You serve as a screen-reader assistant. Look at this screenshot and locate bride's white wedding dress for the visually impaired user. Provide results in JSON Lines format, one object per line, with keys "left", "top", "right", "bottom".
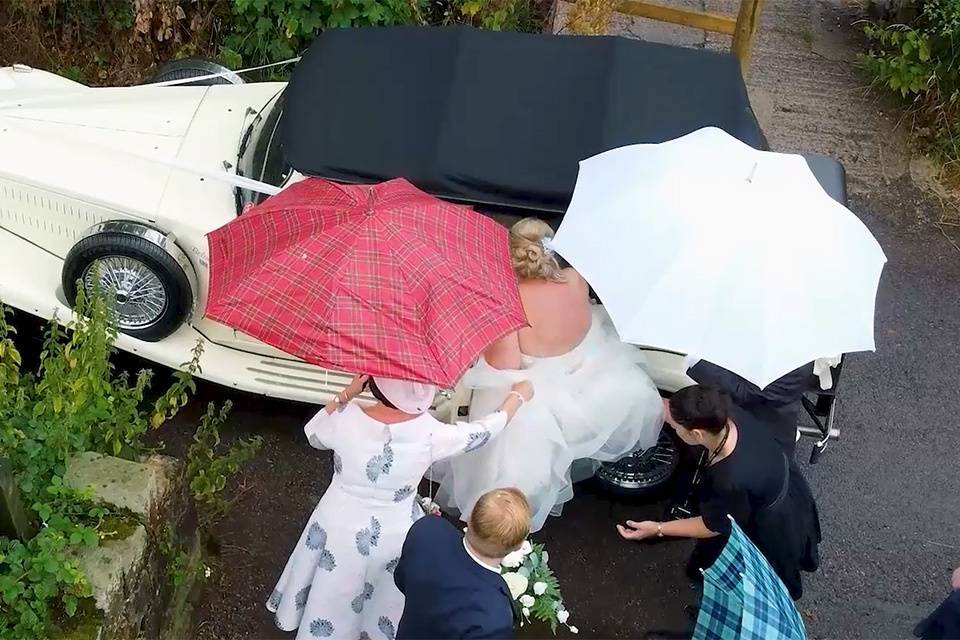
{"left": 435, "top": 305, "right": 664, "bottom": 532}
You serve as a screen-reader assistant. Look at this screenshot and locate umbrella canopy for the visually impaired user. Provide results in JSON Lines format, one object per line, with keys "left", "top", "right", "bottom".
{"left": 552, "top": 127, "right": 886, "bottom": 388}
{"left": 695, "top": 518, "right": 806, "bottom": 640}
{"left": 205, "top": 177, "right": 526, "bottom": 387}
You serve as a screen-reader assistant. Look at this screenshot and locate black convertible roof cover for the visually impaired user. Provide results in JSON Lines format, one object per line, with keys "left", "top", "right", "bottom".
{"left": 282, "top": 26, "right": 766, "bottom": 216}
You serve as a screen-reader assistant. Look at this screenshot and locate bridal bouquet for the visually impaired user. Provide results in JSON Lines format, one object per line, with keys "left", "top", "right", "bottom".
{"left": 500, "top": 540, "right": 577, "bottom": 634}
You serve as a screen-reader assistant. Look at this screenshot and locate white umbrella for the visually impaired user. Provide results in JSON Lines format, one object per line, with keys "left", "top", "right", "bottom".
{"left": 551, "top": 127, "right": 886, "bottom": 389}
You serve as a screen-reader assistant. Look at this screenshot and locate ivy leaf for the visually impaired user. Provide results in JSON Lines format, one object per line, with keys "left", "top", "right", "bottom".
{"left": 64, "top": 595, "right": 78, "bottom": 617}
{"left": 256, "top": 15, "right": 274, "bottom": 35}
{"left": 285, "top": 15, "right": 300, "bottom": 37}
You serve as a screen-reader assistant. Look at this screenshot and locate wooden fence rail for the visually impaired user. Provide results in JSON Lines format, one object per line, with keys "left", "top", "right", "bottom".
{"left": 579, "top": 0, "right": 767, "bottom": 76}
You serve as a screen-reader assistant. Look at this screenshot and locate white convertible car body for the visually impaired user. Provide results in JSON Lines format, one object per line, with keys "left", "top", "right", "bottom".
{"left": 0, "top": 64, "right": 692, "bottom": 409}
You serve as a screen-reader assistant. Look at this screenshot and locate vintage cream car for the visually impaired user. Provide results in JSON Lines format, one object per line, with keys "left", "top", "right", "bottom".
{"left": 0, "top": 27, "right": 846, "bottom": 491}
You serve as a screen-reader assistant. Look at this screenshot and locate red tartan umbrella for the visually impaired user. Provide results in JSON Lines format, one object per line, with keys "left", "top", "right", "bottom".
{"left": 204, "top": 177, "right": 526, "bottom": 387}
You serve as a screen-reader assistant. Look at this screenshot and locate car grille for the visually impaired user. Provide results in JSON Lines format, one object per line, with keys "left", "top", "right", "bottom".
{"left": 245, "top": 359, "right": 375, "bottom": 403}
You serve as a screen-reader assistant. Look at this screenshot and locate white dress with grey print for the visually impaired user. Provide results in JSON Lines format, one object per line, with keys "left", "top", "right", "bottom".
{"left": 267, "top": 403, "right": 508, "bottom": 640}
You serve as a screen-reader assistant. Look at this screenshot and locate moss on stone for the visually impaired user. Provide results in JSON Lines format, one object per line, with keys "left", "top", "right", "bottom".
{"left": 98, "top": 512, "right": 140, "bottom": 542}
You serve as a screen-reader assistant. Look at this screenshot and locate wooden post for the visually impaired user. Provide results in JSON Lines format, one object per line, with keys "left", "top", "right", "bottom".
{"left": 615, "top": 1, "right": 736, "bottom": 35}
{"left": 586, "top": 0, "right": 767, "bottom": 74}
{"left": 731, "top": 0, "right": 766, "bottom": 76}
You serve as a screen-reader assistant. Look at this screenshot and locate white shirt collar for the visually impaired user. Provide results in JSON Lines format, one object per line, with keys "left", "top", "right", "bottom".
{"left": 463, "top": 539, "right": 501, "bottom": 573}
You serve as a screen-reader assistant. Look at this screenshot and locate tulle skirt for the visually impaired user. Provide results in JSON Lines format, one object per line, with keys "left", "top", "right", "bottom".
{"left": 435, "top": 306, "right": 664, "bottom": 532}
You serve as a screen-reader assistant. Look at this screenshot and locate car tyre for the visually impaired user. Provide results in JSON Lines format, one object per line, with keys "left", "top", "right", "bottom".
{"left": 62, "top": 232, "right": 193, "bottom": 342}
{"left": 146, "top": 57, "right": 244, "bottom": 86}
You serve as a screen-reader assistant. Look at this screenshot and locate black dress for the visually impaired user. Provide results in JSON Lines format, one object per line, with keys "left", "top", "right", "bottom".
{"left": 914, "top": 590, "right": 960, "bottom": 640}
{"left": 687, "top": 409, "right": 822, "bottom": 599}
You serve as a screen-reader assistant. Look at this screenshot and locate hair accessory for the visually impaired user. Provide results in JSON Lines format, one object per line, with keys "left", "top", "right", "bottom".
{"left": 541, "top": 236, "right": 557, "bottom": 256}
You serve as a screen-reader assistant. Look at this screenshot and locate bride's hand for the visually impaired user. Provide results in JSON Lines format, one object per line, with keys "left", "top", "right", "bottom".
{"left": 510, "top": 380, "right": 534, "bottom": 402}
{"left": 616, "top": 520, "right": 659, "bottom": 541}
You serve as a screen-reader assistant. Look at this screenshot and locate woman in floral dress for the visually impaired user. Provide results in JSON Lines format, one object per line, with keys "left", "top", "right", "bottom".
{"left": 267, "top": 374, "right": 532, "bottom": 640}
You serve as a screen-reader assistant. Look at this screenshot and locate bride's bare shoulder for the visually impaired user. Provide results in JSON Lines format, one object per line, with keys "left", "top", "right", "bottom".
{"left": 562, "top": 268, "right": 589, "bottom": 290}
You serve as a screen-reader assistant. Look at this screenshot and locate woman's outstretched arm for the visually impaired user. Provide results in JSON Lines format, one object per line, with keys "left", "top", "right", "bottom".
{"left": 429, "top": 381, "right": 533, "bottom": 459}
{"left": 616, "top": 516, "right": 719, "bottom": 541}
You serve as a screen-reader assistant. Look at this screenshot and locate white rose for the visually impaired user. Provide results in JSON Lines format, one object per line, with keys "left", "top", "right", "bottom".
{"left": 519, "top": 595, "right": 536, "bottom": 608}
{"left": 570, "top": 626, "right": 579, "bottom": 634}
{"left": 519, "top": 540, "right": 533, "bottom": 555}
{"left": 557, "top": 610, "right": 570, "bottom": 624}
{"left": 533, "top": 581, "right": 547, "bottom": 596}
{"left": 502, "top": 572, "right": 529, "bottom": 600}
{"left": 501, "top": 550, "right": 524, "bottom": 568}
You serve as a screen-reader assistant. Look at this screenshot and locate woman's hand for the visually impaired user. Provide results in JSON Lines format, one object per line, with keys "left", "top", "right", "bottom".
{"left": 616, "top": 520, "right": 660, "bottom": 541}
{"left": 511, "top": 380, "right": 534, "bottom": 402}
{"left": 342, "top": 374, "right": 370, "bottom": 402}
{"left": 499, "top": 380, "right": 534, "bottom": 421}
{"left": 952, "top": 566, "right": 960, "bottom": 591}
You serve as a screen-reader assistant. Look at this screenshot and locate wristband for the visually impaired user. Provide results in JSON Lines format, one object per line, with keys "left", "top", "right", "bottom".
{"left": 507, "top": 391, "right": 527, "bottom": 405}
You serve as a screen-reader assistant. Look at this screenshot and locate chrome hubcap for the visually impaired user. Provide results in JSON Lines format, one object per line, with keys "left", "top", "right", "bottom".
{"left": 84, "top": 256, "right": 167, "bottom": 329}
{"left": 596, "top": 428, "right": 680, "bottom": 490}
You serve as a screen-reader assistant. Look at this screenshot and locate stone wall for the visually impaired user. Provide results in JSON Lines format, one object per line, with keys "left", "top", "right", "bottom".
{"left": 56, "top": 452, "right": 198, "bottom": 640}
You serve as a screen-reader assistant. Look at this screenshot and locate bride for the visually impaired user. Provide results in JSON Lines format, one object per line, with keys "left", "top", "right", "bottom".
{"left": 435, "top": 218, "right": 664, "bottom": 532}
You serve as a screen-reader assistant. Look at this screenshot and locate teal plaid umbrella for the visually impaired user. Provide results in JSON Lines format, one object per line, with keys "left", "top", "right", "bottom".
{"left": 694, "top": 518, "right": 806, "bottom": 640}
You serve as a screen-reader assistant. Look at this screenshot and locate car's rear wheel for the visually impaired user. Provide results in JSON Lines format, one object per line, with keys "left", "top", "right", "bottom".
{"left": 593, "top": 427, "right": 681, "bottom": 497}
{"left": 146, "top": 57, "right": 244, "bottom": 86}
{"left": 62, "top": 225, "right": 194, "bottom": 342}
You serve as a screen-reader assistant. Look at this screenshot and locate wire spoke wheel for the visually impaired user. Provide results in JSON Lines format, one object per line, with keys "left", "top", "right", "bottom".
{"left": 84, "top": 256, "right": 169, "bottom": 330}
{"left": 595, "top": 427, "right": 680, "bottom": 494}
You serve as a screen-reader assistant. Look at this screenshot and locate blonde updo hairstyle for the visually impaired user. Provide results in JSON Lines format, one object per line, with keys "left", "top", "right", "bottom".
{"left": 509, "top": 218, "right": 564, "bottom": 282}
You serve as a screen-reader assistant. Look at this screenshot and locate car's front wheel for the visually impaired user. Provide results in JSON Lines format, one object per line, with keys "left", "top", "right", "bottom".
{"left": 62, "top": 225, "right": 195, "bottom": 342}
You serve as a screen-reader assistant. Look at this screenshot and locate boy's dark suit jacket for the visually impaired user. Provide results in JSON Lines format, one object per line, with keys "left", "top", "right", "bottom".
{"left": 395, "top": 516, "right": 514, "bottom": 639}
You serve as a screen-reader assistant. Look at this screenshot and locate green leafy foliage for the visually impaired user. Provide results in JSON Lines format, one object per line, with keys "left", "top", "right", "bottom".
{"left": 501, "top": 542, "right": 572, "bottom": 634}
{"left": 427, "top": 0, "right": 540, "bottom": 31}
{"left": 158, "top": 525, "right": 200, "bottom": 590}
{"left": 0, "top": 285, "right": 202, "bottom": 639}
{"left": 863, "top": 0, "right": 960, "bottom": 165}
{"left": 221, "top": 0, "right": 541, "bottom": 68}
{"left": 863, "top": 23, "right": 935, "bottom": 97}
{"left": 186, "top": 402, "right": 263, "bottom": 529}
{"left": 222, "top": 0, "right": 423, "bottom": 68}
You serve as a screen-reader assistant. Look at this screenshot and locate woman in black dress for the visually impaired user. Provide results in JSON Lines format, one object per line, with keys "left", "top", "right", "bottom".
{"left": 617, "top": 385, "right": 821, "bottom": 600}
